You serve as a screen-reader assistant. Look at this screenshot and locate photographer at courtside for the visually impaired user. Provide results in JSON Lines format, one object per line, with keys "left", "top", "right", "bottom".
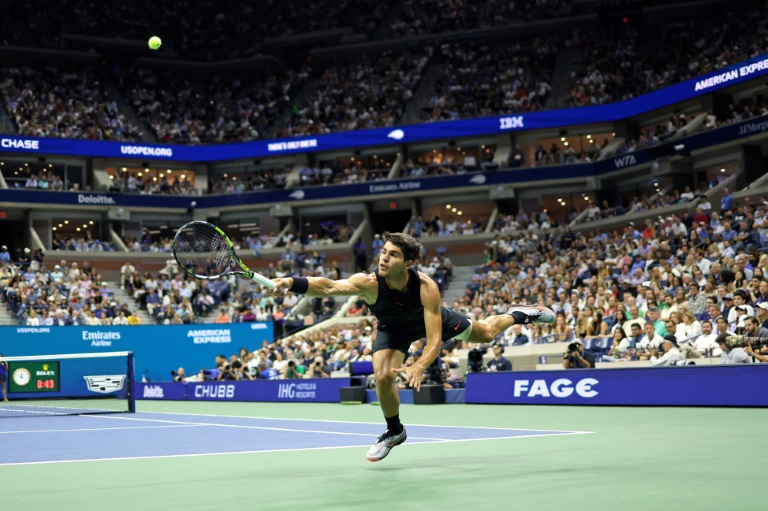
{"left": 650, "top": 335, "right": 685, "bottom": 366}
{"left": 563, "top": 339, "right": 595, "bottom": 369}
{"left": 716, "top": 334, "right": 752, "bottom": 364}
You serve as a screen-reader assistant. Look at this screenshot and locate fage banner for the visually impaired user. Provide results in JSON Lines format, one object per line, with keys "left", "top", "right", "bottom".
{"left": 0, "top": 322, "right": 274, "bottom": 382}
{"left": 465, "top": 365, "right": 768, "bottom": 407}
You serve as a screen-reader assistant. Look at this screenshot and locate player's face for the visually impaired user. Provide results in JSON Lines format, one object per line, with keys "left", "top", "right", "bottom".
{"left": 379, "top": 242, "right": 408, "bottom": 277}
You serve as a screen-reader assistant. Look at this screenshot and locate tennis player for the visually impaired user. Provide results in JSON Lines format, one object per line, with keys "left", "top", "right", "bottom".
{"left": 270, "top": 232, "right": 554, "bottom": 462}
{"left": 0, "top": 353, "right": 8, "bottom": 401}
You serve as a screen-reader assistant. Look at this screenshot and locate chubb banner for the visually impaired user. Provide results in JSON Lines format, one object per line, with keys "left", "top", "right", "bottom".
{"left": 134, "top": 378, "right": 352, "bottom": 403}
{"left": 465, "top": 366, "right": 768, "bottom": 406}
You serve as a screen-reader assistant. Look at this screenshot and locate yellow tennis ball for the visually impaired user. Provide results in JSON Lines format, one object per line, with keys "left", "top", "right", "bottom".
{"left": 148, "top": 36, "right": 162, "bottom": 50}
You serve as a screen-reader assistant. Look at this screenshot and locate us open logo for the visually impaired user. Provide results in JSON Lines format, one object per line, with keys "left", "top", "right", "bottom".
{"left": 84, "top": 375, "right": 126, "bottom": 394}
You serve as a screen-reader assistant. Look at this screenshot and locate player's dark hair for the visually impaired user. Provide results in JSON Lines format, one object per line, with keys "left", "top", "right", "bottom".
{"left": 382, "top": 232, "right": 421, "bottom": 262}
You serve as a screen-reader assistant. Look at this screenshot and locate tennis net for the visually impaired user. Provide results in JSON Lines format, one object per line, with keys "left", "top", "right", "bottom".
{"left": 0, "top": 351, "right": 135, "bottom": 418}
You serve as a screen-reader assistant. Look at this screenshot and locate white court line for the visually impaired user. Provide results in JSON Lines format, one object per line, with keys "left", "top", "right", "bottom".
{"left": 84, "top": 414, "right": 451, "bottom": 441}
{"left": 0, "top": 431, "right": 593, "bottom": 466}
{"left": 144, "top": 411, "right": 592, "bottom": 434}
{"left": 0, "top": 425, "right": 204, "bottom": 435}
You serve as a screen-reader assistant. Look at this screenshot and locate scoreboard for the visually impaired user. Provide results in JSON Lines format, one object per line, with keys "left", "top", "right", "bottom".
{"left": 8, "top": 361, "right": 60, "bottom": 393}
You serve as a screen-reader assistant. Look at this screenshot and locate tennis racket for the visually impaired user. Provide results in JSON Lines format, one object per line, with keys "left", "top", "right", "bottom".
{"left": 171, "top": 221, "right": 275, "bottom": 289}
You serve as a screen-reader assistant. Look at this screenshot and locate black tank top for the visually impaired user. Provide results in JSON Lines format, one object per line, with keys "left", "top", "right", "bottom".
{"left": 368, "top": 266, "right": 424, "bottom": 332}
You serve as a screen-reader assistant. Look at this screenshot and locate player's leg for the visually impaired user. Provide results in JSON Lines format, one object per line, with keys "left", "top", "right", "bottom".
{"left": 367, "top": 334, "right": 409, "bottom": 462}
{"left": 372, "top": 348, "right": 405, "bottom": 420}
{"left": 1, "top": 379, "right": 6, "bottom": 401}
{"left": 461, "top": 305, "right": 555, "bottom": 344}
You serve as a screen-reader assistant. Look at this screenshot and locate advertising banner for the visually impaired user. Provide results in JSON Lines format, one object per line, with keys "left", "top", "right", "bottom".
{"left": 0, "top": 53, "right": 766, "bottom": 162}
{"left": 465, "top": 365, "right": 768, "bottom": 406}
{"left": 1, "top": 118, "right": 764, "bottom": 212}
{"left": 0, "top": 322, "right": 273, "bottom": 383}
{"left": 134, "top": 378, "right": 352, "bottom": 403}
{"left": 8, "top": 355, "right": 128, "bottom": 400}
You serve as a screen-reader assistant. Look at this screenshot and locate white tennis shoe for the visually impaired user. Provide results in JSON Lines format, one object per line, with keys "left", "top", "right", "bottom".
{"left": 507, "top": 305, "right": 556, "bottom": 324}
{"left": 366, "top": 427, "right": 407, "bottom": 462}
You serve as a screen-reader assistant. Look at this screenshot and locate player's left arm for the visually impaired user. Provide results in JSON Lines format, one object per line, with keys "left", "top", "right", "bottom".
{"left": 393, "top": 273, "right": 443, "bottom": 390}
{"left": 419, "top": 277, "right": 444, "bottom": 372}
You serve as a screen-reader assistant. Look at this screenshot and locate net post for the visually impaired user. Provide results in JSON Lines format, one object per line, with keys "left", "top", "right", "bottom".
{"left": 127, "top": 352, "right": 136, "bottom": 413}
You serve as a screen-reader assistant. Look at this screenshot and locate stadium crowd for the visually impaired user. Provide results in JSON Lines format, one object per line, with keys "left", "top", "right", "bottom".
{"left": 1, "top": 8, "right": 766, "bottom": 146}
{"left": 0, "top": 257, "right": 140, "bottom": 327}
{"left": 457, "top": 194, "right": 768, "bottom": 365}
{"left": 282, "top": 49, "right": 431, "bottom": 136}
{"left": 120, "top": 68, "right": 307, "bottom": 145}
{"left": 385, "top": 0, "right": 571, "bottom": 38}
{"left": 110, "top": 171, "right": 197, "bottom": 196}
{"left": 568, "top": 4, "right": 768, "bottom": 107}
{"left": 420, "top": 38, "right": 557, "bottom": 122}
{"left": 0, "top": 66, "right": 143, "bottom": 141}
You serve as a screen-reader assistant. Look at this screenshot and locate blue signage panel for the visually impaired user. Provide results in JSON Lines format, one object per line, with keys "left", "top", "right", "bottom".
{"left": 0, "top": 117, "right": 764, "bottom": 211}
{"left": 8, "top": 355, "right": 130, "bottom": 400}
{"left": 136, "top": 381, "right": 188, "bottom": 400}
{"left": 134, "top": 378, "right": 352, "bottom": 403}
{"left": 465, "top": 365, "right": 768, "bottom": 406}
{"left": 0, "top": 322, "right": 273, "bottom": 383}
{"left": 0, "top": 54, "right": 766, "bottom": 162}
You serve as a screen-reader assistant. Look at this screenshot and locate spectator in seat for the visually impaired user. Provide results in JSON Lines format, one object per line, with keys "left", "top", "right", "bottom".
{"left": 563, "top": 340, "right": 595, "bottom": 369}
{"left": 487, "top": 343, "right": 512, "bottom": 372}
{"left": 756, "top": 303, "right": 768, "bottom": 329}
{"left": 553, "top": 312, "right": 573, "bottom": 342}
{"left": 127, "top": 311, "right": 141, "bottom": 325}
{"left": 694, "top": 320, "right": 722, "bottom": 356}
{"left": 372, "top": 234, "right": 384, "bottom": 257}
{"left": 637, "top": 322, "right": 664, "bottom": 359}
{"left": 215, "top": 308, "right": 231, "bottom": 324}
{"left": 507, "top": 324, "right": 530, "bottom": 346}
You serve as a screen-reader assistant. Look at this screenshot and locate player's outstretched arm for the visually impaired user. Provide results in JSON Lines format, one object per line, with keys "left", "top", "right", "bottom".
{"left": 271, "top": 273, "right": 375, "bottom": 299}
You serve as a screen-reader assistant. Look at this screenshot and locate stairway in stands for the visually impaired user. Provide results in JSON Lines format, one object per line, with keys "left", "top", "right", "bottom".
{"left": 106, "top": 283, "right": 154, "bottom": 325}
{"left": 0, "top": 305, "right": 15, "bottom": 326}
{"left": 440, "top": 265, "right": 477, "bottom": 306}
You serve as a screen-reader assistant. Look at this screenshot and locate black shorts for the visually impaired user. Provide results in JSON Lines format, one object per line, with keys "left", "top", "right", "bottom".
{"left": 373, "top": 307, "right": 472, "bottom": 355}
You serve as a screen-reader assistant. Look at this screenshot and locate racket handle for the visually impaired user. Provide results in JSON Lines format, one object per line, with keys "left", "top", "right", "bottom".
{"left": 250, "top": 271, "right": 275, "bottom": 289}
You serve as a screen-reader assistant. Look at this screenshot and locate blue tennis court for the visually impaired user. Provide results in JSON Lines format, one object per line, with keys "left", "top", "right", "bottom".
{"left": 0, "top": 411, "right": 588, "bottom": 465}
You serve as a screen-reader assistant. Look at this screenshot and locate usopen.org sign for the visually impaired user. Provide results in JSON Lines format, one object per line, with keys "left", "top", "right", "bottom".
{"left": 119, "top": 144, "right": 173, "bottom": 158}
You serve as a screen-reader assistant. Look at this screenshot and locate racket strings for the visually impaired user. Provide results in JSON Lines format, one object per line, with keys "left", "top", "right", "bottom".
{"left": 173, "top": 223, "right": 233, "bottom": 277}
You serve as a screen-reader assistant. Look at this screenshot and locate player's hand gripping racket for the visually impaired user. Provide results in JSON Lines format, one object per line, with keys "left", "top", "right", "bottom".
{"left": 172, "top": 221, "right": 275, "bottom": 289}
